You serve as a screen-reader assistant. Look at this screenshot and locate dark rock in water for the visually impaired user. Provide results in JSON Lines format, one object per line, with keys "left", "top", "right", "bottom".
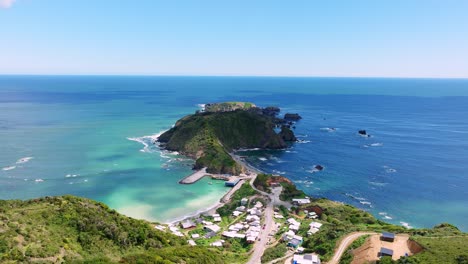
{"left": 279, "top": 126, "right": 297, "bottom": 142}
{"left": 262, "top": 106, "right": 281, "bottom": 117}
{"left": 358, "top": 130, "right": 370, "bottom": 137}
{"left": 284, "top": 113, "right": 302, "bottom": 121}
{"left": 314, "top": 165, "right": 324, "bottom": 171}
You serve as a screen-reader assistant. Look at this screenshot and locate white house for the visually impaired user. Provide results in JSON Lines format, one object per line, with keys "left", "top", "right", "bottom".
{"left": 292, "top": 254, "right": 321, "bottom": 264}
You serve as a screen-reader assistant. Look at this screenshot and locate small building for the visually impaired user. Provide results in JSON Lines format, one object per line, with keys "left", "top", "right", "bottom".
{"left": 205, "top": 231, "right": 216, "bottom": 239}
{"left": 225, "top": 179, "right": 240, "bottom": 187}
{"left": 292, "top": 254, "right": 321, "bottom": 264}
{"left": 381, "top": 232, "right": 395, "bottom": 242}
{"left": 236, "top": 205, "right": 246, "bottom": 212}
{"left": 211, "top": 240, "right": 224, "bottom": 247}
{"left": 213, "top": 216, "right": 222, "bottom": 222}
{"left": 292, "top": 198, "right": 311, "bottom": 205}
{"left": 180, "top": 220, "right": 196, "bottom": 229}
{"left": 233, "top": 210, "right": 243, "bottom": 217}
{"left": 187, "top": 240, "right": 197, "bottom": 246}
{"left": 241, "top": 198, "right": 248, "bottom": 206}
{"left": 296, "top": 247, "right": 305, "bottom": 253}
{"left": 288, "top": 238, "right": 302, "bottom": 248}
{"left": 379, "top": 247, "right": 394, "bottom": 257}
{"left": 191, "top": 234, "right": 200, "bottom": 239}
{"left": 204, "top": 224, "right": 221, "bottom": 233}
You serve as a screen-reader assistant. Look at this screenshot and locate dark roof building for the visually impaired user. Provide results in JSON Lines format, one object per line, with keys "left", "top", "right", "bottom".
{"left": 381, "top": 232, "right": 395, "bottom": 242}
{"left": 225, "top": 179, "right": 240, "bottom": 187}
{"left": 379, "top": 247, "right": 394, "bottom": 257}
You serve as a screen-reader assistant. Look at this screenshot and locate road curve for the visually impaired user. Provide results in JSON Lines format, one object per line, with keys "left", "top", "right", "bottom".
{"left": 327, "top": 232, "right": 376, "bottom": 264}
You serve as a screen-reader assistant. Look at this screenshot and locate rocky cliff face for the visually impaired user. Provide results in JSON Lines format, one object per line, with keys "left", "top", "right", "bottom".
{"left": 158, "top": 105, "right": 299, "bottom": 174}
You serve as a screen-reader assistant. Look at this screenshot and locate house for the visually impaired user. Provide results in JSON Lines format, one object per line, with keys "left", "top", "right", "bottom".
{"left": 289, "top": 224, "right": 300, "bottom": 232}
{"left": 191, "top": 234, "right": 200, "bottom": 239}
{"left": 282, "top": 230, "right": 296, "bottom": 241}
{"left": 254, "top": 201, "right": 263, "bottom": 208}
{"left": 379, "top": 247, "right": 394, "bottom": 257}
{"left": 211, "top": 240, "right": 224, "bottom": 247}
{"left": 241, "top": 198, "right": 248, "bottom": 206}
{"left": 292, "top": 198, "right": 311, "bottom": 205}
{"left": 236, "top": 205, "right": 246, "bottom": 212}
{"left": 222, "top": 231, "right": 246, "bottom": 239}
{"left": 287, "top": 218, "right": 301, "bottom": 226}
{"left": 288, "top": 238, "right": 302, "bottom": 248}
{"left": 308, "top": 227, "right": 320, "bottom": 235}
{"left": 204, "top": 224, "right": 221, "bottom": 233}
{"left": 213, "top": 216, "right": 222, "bottom": 222}
{"left": 180, "top": 220, "right": 196, "bottom": 229}
{"left": 246, "top": 215, "right": 260, "bottom": 222}
{"left": 187, "top": 240, "right": 197, "bottom": 246}
{"left": 205, "top": 231, "right": 216, "bottom": 239}
{"left": 381, "top": 232, "right": 395, "bottom": 242}
{"left": 246, "top": 236, "right": 256, "bottom": 243}
{"left": 296, "top": 247, "right": 305, "bottom": 253}
{"left": 233, "top": 210, "right": 243, "bottom": 217}
{"left": 292, "top": 254, "right": 321, "bottom": 264}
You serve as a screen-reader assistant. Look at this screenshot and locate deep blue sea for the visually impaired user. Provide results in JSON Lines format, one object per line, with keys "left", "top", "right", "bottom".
{"left": 1, "top": 76, "right": 467, "bottom": 231}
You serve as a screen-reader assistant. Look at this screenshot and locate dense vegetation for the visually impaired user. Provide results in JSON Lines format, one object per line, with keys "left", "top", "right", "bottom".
{"left": 260, "top": 243, "right": 288, "bottom": 263}
{"left": 204, "top": 102, "right": 256, "bottom": 112}
{"left": 158, "top": 107, "right": 293, "bottom": 174}
{"left": 0, "top": 196, "right": 223, "bottom": 263}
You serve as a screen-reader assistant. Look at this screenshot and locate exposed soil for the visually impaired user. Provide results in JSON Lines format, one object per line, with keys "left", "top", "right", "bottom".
{"left": 351, "top": 234, "right": 421, "bottom": 264}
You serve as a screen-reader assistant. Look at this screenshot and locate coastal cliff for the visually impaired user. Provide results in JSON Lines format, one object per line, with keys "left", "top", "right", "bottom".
{"left": 157, "top": 103, "right": 298, "bottom": 174}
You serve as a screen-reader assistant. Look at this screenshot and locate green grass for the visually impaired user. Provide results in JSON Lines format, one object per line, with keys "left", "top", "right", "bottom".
{"left": 0, "top": 196, "right": 224, "bottom": 263}
{"left": 261, "top": 244, "right": 288, "bottom": 263}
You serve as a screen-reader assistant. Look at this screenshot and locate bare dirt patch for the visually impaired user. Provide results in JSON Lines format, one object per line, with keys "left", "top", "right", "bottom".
{"left": 351, "top": 234, "right": 420, "bottom": 264}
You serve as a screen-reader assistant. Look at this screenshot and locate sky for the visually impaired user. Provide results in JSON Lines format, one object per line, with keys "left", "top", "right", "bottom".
{"left": 1, "top": 0, "right": 468, "bottom": 78}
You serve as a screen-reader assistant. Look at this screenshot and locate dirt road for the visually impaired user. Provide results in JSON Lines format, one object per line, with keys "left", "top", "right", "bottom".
{"left": 327, "top": 232, "right": 376, "bottom": 264}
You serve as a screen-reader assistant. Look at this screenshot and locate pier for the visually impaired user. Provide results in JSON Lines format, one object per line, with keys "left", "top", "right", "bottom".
{"left": 179, "top": 168, "right": 210, "bottom": 184}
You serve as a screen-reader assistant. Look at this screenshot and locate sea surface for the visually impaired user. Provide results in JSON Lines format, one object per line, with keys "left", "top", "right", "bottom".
{"left": 1, "top": 76, "right": 467, "bottom": 231}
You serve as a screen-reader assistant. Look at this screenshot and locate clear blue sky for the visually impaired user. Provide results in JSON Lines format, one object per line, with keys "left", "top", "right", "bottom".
{"left": 1, "top": 0, "right": 467, "bottom": 77}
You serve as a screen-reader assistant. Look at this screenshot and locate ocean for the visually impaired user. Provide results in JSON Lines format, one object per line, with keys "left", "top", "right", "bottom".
{"left": 1, "top": 76, "right": 467, "bottom": 231}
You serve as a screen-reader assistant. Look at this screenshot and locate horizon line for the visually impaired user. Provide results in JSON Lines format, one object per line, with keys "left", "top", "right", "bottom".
{"left": 0, "top": 73, "right": 468, "bottom": 80}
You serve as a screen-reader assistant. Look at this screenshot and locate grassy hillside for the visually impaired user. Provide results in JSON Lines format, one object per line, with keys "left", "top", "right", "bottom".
{"left": 0, "top": 196, "right": 223, "bottom": 263}
{"left": 158, "top": 109, "right": 290, "bottom": 174}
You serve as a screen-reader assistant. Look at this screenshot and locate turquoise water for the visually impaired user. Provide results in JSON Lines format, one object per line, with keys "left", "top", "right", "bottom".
{"left": 1, "top": 76, "right": 467, "bottom": 230}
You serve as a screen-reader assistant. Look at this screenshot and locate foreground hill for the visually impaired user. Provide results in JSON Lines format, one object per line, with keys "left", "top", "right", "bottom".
{"left": 157, "top": 104, "right": 297, "bottom": 174}
{"left": 0, "top": 196, "right": 223, "bottom": 264}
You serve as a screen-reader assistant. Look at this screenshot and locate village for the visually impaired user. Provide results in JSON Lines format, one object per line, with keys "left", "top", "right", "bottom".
{"left": 155, "top": 178, "right": 325, "bottom": 264}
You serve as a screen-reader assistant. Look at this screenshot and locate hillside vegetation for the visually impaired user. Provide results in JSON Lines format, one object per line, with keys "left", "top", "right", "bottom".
{"left": 0, "top": 196, "right": 223, "bottom": 263}
{"left": 158, "top": 108, "right": 295, "bottom": 174}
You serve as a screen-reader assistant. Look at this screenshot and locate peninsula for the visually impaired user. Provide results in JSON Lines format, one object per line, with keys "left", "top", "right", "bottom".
{"left": 157, "top": 102, "right": 299, "bottom": 175}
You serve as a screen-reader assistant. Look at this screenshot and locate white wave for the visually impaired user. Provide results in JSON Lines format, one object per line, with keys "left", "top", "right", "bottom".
{"left": 296, "top": 140, "right": 311, "bottom": 144}
{"left": 320, "top": 127, "right": 337, "bottom": 132}
{"left": 258, "top": 157, "right": 268, "bottom": 161}
{"left": 364, "top": 142, "right": 383, "bottom": 148}
{"left": 197, "top": 104, "right": 206, "bottom": 111}
{"left": 266, "top": 162, "right": 274, "bottom": 166}
{"left": 272, "top": 170, "right": 286, "bottom": 175}
{"left": 2, "top": 166, "right": 16, "bottom": 171}
{"left": 127, "top": 130, "right": 166, "bottom": 153}
{"left": 16, "top": 157, "right": 34, "bottom": 164}
{"left": 378, "top": 212, "right": 387, "bottom": 216}
{"left": 384, "top": 216, "right": 393, "bottom": 220}
{"left": 400, "top": 222, "right": 412, "bottom": 229}
{"left": 369, "top": 181, "right": 388, "bottom": 187}
{"left": 35, "top": 179, "right": 44, "bottom": 182}
{"left": 359, "top": 201, "right": 371, "bottom": 205}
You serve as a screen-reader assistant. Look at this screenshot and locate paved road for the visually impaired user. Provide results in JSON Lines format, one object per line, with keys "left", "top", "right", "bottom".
{"left": 327, "top": 232, "right": 376, "bottom": 264}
